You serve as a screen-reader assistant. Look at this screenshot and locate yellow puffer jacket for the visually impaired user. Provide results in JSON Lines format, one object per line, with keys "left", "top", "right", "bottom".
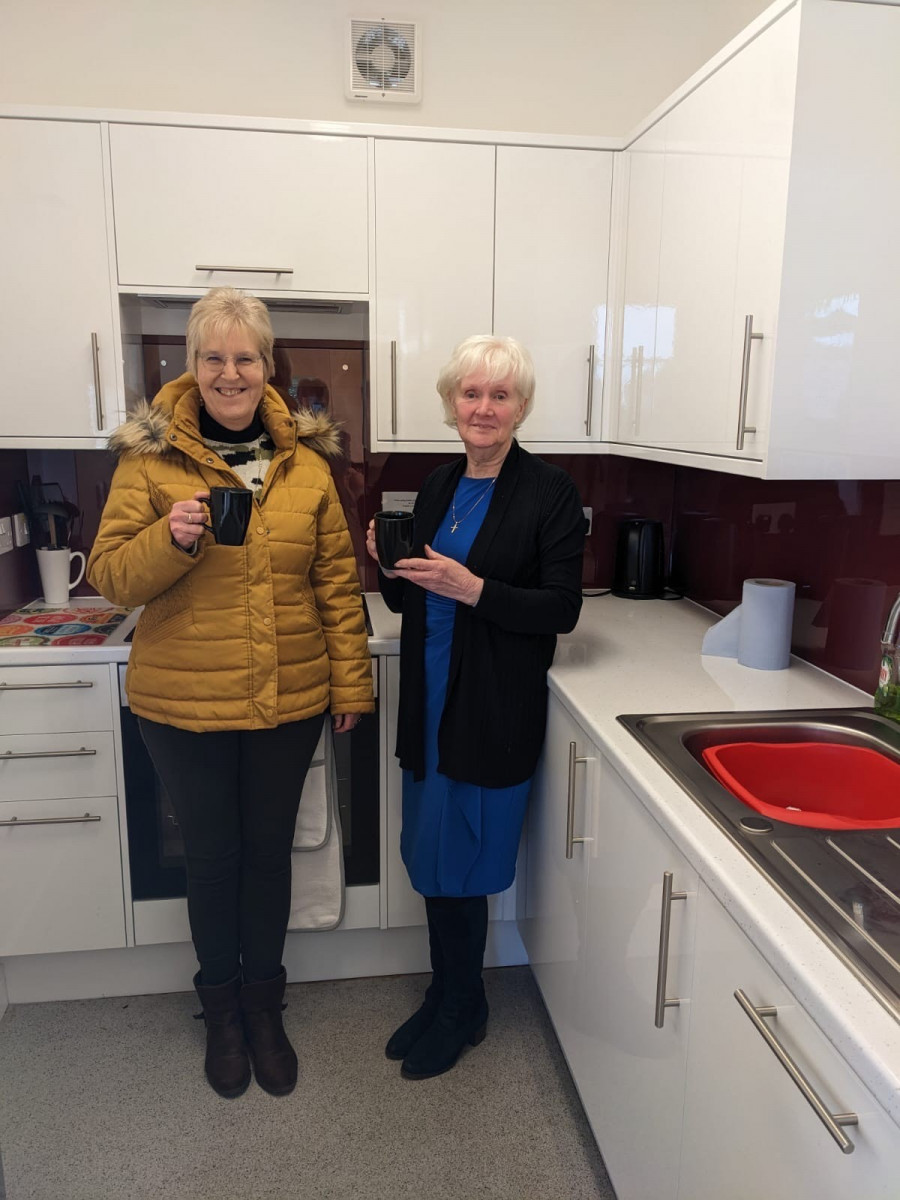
{"left": 88, "top": 375, "right": 374, "bottom": 732}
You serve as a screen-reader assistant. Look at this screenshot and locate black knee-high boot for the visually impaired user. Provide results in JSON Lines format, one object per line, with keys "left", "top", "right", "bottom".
{"left": 385, "top": 896, "right": 446, "bottom": 1059}
{"left": 401, "top": 895, "right": 489, "bottom": 1080}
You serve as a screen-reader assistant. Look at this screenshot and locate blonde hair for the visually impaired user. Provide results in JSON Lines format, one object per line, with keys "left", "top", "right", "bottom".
{"left": 185, "top": 287, "right": 275, "bottom": 379}
{"left": 436, "top": 335, "right": 535, "bottom": 428}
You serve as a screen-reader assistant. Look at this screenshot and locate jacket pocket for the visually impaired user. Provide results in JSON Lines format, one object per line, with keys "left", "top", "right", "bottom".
{"left": 137, "top": 576, "right": 194, "bottom": 647}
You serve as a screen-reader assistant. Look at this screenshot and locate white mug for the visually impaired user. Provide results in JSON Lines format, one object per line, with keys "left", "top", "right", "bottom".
{"left": 35, "top": 547, "right": 86, "bottom": 606}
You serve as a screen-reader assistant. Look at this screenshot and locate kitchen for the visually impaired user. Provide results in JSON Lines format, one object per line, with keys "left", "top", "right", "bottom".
{"left": 2, "top": 0, "right": 900, "bottom": 1197}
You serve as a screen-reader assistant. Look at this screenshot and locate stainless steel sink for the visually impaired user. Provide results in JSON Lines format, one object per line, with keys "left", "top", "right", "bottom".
{"left": 618, "top": 708, "right": 900, "bottom": 1023}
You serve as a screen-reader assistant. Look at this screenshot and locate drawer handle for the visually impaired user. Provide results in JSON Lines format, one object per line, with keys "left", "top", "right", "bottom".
{"left": 0, "top": 680, "right": 94, "bottom": 691}
{"left": 734, "top": 989, "right": 858, "bottom": 1154}
{"left": 654, "top": 870, "right": 687, "bottom": 1027}
{"left": 195, "top": 264, "right": 293, "bottom": 274}
{"left": 1, "top": 748, "right": 97, "bottom": 760}
{"left": 0, "top": 812, "right": 101, "bottom": 827}
{"left": 565, "top": 741, "right": 592, "bottom": 858}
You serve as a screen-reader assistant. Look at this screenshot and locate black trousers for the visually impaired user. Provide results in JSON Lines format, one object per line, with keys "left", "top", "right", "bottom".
{"left": 139, "top": 713, "right": 325, "bottom": 986}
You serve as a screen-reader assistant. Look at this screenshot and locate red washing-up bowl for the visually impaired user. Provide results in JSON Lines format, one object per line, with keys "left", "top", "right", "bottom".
{"left": 700, "top": 741, "right": 900, "bottom": 830}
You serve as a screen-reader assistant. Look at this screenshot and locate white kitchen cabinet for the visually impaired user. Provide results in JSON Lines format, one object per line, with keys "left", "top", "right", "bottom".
{"left": 0, "top": 664, "right": 126, "bottom": 957}
{"left": 0, "top": 119, "right": 119, "bottom": 442}
{"left": 614, "top": 4, "right": 797, "bottom": 465}
{"left": 613, "top": 0, "right": 900, "bottom": 479}
{"left": 520, "top": 692, "right": 594, "bottom": 1055}
{"left": 109, "top": 124, "right": 369, "bottom": 294}
{"left": 678, "top": 881, "right": 900, "bottom": 1200}
{"left": 522, "top": 693, "right": 698, "bottom": 1200}
{"left": 494, "top": 146, "right": 613, "bottom": 446}
{"left": 372, "top": 139, "right": 495, "bottom": 449}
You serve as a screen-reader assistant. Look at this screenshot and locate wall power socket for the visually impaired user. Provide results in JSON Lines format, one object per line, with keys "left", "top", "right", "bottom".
{"left": 12, "top": 512, "right": 30, "bottom": 547}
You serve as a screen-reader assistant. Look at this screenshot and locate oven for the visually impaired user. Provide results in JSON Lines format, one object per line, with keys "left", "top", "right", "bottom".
{"left": 117, "top": 663, "right": 380, "bottom": 902}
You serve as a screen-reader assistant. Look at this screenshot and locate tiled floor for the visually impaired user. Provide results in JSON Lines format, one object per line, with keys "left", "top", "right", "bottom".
{"left": 0, "top": 966, "right": 615, "bottom": 1200}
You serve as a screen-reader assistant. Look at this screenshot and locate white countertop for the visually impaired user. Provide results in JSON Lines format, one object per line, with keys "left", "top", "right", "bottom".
{"left": 551, "top": 594, "right": 900, "bottom": 1127}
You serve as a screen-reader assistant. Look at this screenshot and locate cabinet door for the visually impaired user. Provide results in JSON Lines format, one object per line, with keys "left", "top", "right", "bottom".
{"left": 494, "top": 147, "right": 612, "bottom": 444}
{"left": 0, "top": 793, "right": 126, "bottom": 955}
{"left": 0, "top": 119, "right": 118, "bottom": 440}
{"left": 617, "top": 9, "right": 797, "bottom": 462}
{"left": 678, "top": 883, "right": 900, "bottom": 1200}
{"left": 373, "top": 139, "right": 495, "bottom": 446}
{"left": 110, "top": 125, "right": 368, "bottom": 293}
{"left": 520, "top": 692, "right": 595, "bottom": 1064}
{"left": 617, "top": 125, "right": 666, "bottom": 445}
{"left": 576, "top": 757, "right": 697, "bottom": 1200}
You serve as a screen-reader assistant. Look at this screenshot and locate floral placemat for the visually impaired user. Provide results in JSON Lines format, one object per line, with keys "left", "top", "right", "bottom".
{"left": 0, "top": 602, "right": 133, "bottom": 647}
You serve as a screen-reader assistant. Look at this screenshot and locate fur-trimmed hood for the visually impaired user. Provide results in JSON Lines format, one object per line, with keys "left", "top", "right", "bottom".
{"left": 108, "top": 373, "right": 343, "bottom": 461}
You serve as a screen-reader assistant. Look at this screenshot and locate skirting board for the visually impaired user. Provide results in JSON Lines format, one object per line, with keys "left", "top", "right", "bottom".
{"left": 0, "top": 963, "right": 7, "bottom": 1021}
{"left": 0, "top": 920, "right": 527, "bottom": 1005}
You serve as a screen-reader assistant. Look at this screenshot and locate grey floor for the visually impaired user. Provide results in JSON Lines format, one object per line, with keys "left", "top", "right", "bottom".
{"left": 0, "top": 966, "right": 615, "bottom": 1200}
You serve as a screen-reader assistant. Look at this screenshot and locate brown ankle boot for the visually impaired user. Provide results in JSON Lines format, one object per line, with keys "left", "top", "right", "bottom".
{"left": 193, "top": 972, "right": 251, "bottom": 1099}
{"left": 240, "top": 967, "right": 297, "bottom": 1096}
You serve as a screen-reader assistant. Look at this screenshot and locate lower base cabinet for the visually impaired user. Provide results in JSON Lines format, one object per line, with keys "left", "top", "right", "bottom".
{"left": 678, "top": 882, "right": 900, "bottom": 1200}
{"left": 522, "top": 694, "right": 697, "bottom": 1200}
{"left": 523, "top": 692, "right": 900, "bottom": 1200}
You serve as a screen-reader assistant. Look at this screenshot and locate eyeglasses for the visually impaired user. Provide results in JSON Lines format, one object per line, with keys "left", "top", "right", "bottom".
{"left": 198, "top": 353, "right": 264, "bottom": 372}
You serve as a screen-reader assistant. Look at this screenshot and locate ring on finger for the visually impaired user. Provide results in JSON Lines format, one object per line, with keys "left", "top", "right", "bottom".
{"left": 187, "top": 512, "right": 192, "bottom": 524}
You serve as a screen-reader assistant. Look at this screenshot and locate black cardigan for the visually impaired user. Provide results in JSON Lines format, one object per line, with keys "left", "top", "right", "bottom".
{"left": 379, "top": 441, "right": 585, "bottom": 787}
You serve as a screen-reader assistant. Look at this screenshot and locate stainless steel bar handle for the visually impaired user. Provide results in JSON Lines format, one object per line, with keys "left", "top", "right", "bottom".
{"left": 630, "top": 346, "right": 644, "bottom": 436}
{"left": 585, "top": 345, "right": 596, "bottom": 436}
{"left": 0, "top": 681, "right": 94, "bottom": 691}
{"left": 91, "top": 332, "right": 105, "bottom": 431}
{"left": 390, "top": 340, "right": 398, "bottom": 435}
{"left": 736, "top": 314, "right": 763, "bottom": 451}
{"left": 0, "top": 812, "right": 101, "bottom": 827}
{"left": 654, "top": 871, "right": 687, "bottom": 1027}
{"left": 1, "top": 747, "right": 97, "bottom": 760}
{"left": 734, "top": 989, "right": 858, "bottom": 1154}
{"left": 194, "top": 264, "right": 293, "bottom": 274}
{"left": 565, "top": 740, "right": 590, "bottom": 859}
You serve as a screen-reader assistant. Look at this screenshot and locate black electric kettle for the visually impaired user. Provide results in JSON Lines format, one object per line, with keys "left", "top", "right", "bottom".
{"left": 611, "top": 518, "right": 666, "bottom": 599}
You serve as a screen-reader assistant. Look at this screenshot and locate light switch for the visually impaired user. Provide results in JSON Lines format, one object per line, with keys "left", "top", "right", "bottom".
{"left": 0, "top": 516, "right": 13, "bottom": 556}
{"left": 583, "top": 507, "right": 593, "bottom": 536}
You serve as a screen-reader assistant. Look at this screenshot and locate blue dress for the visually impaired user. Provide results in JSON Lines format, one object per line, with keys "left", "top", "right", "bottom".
{"left": 401, "top": 475, "right": 533, "bottom": 897}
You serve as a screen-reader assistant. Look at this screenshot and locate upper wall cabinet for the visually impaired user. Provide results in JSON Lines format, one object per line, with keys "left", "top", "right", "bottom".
{"left": 614, "top": 5, "right": 797, "bottom": 468}
{"left": 495, "top": 147, "right": 613, "bottom": 447}
{"left": 373, "top": 139, "right": 495, "bottom": 447}
{"left": 612, "top": 0, "right": 900, "bottom": 479}
{"left": 0, "top": 119, "right": 119, "bottom": 443}
{"left": 109, "top": 125, "right": 369, "bottom": 294}
{"left": 371, "top": 141, "right": 614, "bottom": 451}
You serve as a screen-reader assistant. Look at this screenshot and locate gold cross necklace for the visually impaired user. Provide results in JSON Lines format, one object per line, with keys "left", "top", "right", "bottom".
{"left": 450, "top": 477, "right": 496, "bottom": 534}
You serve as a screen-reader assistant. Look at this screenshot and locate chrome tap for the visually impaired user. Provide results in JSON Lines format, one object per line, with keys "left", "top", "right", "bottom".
{"left": 875, "top": 592, "right": 900, "bottom": 717}
{"left": 882, "top": 592, "right": 900, "bottom": 650}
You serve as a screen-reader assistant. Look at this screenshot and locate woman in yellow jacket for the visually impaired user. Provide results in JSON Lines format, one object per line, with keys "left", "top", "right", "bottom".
{"left": 88, "top": 288, "right": 373, "bottom": 1099}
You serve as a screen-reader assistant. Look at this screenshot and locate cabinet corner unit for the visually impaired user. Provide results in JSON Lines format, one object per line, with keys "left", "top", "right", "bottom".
{"left": 610, "top": 0, "right": 900, "bottom": 480}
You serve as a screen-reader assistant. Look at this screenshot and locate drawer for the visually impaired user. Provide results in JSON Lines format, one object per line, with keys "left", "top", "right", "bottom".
{"left": 0, "top": 732, "right": 117, "bottom": 801}
{"left": 0, "top": 664, "right": 114, "bottom": 734}
{"left": 0, "top": 793, "right": 127, "bottom": 956}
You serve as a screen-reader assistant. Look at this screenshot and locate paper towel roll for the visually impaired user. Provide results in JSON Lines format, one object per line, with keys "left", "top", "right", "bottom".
{"left": 737, "top": 578, "right": 796, "bottom": 671}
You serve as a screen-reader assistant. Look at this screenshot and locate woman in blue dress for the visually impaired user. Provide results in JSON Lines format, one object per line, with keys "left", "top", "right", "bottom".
{"left": 367, "top": 336, "right": 586, "bottom": 1079}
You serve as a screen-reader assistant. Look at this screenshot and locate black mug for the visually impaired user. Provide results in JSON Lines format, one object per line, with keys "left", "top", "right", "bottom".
{"left": 375, "top": 510, "right": 415, "bottom": 570}
{"left": 202, "top": 487, "right": 253, "bottom": 546}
